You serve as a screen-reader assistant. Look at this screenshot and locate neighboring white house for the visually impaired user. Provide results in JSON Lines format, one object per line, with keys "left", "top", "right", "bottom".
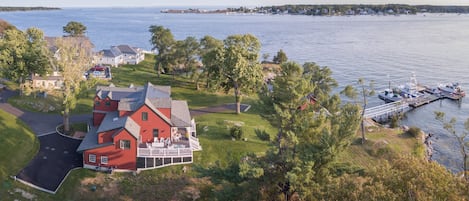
{"left": 97, "top": 46, "right": 123, "bottom": 67}
{"left": 31, "top": 71, "right": 64, "bottom": 90}
{"left": 97, "top": 45, "right": 145, "bottom": 67}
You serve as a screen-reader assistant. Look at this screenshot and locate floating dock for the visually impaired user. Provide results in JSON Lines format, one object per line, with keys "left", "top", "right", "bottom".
{"left": 365, "top": 85, "right": 464, "bottom": 120}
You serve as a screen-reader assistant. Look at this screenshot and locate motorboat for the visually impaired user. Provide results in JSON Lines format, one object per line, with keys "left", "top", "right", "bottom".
{"left": 438, "top": 83, "right": 465, "bottom": 97}
{"left": 378, "top": 88, "right": 402, "bottom": 103}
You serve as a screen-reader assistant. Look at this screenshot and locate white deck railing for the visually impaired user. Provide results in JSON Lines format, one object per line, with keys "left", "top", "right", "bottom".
{"left": 137, "top": 147, "right": 193, "bottom": 157}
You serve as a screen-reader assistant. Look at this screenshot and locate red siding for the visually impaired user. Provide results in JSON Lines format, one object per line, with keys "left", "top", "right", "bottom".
{"left": 93, "top": 113, "right": 106, "bottom": 126}
{"left": 158, "top": 108, "right": 171, "bottom": 119}
{"left": 130, "top": 104, "right": 171, "bottom": 143}
{"left": 83, "top": 129, "right": 137, "bottom": 170}
{"left": 98, "top": 129, "right": 117, "bottom": 144}
{"left": 94, "top": 96, "right": 118, "bottom": 112}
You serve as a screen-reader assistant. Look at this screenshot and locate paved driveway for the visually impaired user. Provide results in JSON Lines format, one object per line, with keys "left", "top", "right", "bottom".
{"left": 0, "top": 89, "right": 91, "bottom": 135}
{"left": 15, "top": 133, "right": 83, "bottom": 193}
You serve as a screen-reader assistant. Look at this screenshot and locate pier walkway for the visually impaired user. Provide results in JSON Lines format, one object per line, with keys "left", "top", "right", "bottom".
{"left": 364, "top": 101, "right": 409, "bottom": 119}
{"left": 364, "top": 93, "right": 458, "bottom": 120}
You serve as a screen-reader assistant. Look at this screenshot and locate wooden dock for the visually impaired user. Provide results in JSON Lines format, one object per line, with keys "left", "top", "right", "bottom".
{"left": 365, "top": 90, "right": 463, "bottom": 120}
{"left": 406, "top": 94, "right": 440, "bottom": 108}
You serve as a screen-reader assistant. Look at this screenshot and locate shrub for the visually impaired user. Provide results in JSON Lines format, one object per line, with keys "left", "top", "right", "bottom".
{"left": 230, "top": 126, "right": 244, "bottom": 140}
{"left": 406, "top": 127, "right": 422, "bottom": 138}
{"left": 390, "top": 115, "right": 400, "bottom": 128}
{"left": 255, "top": 129, "right": 270, "bottom": 141}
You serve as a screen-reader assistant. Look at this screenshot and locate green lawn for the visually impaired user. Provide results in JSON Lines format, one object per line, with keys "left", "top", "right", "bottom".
{"left": 0, "top": 53, "right": 428, "bottom": 200}
{"left": 0, "top": 109, "right": 39, "bottom": 199}
{"left": 112, "top": 54, "right": 242, "bottom": 109}
{"left": 8, "top": 89, "right": 94, "bottom": 114}
{"left": 338, "top": 126, "right": 425, "bottom": 169}
{"left": 193, "top": 112, "right": 275, "bottom": 166}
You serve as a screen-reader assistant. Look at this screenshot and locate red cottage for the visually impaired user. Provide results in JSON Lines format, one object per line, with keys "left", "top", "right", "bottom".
{"left": 77, "top": 82, "right": 201, "bottom": 172}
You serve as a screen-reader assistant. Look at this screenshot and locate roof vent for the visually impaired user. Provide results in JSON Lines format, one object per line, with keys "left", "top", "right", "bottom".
{"left": 113, "top": 117, "right": 118, "bottom": 121}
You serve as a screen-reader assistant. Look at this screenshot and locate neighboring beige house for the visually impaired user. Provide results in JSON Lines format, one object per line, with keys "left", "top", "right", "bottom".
{"left": 34, "top": 36, "right": 94, "bottom": 90}
{"left": 31, "top": 71, "right": 64, "bottom": 90}
{"left": 97, "top": 45, "right": 145, "bottom": 67}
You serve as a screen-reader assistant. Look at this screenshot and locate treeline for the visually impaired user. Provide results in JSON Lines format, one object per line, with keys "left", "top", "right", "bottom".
{"left": 148, "top": 25, "right": 469, "bottom": 200}
{"left": 0, "top": 7, "right": 60, "bottom": 12}
{"left": 229, "top": 4, "right": 469, "bottom": 15}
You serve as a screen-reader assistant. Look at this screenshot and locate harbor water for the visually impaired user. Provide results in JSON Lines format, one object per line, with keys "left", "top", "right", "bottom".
{"left": 1, "top": 8, "right": 468, "bottom": 173}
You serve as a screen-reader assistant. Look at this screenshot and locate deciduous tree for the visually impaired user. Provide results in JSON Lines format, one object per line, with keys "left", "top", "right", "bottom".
{"left": 55, "top": 37, "right": 93, "bottom": 132}
{"left": 0, "top": 28, "right": 51, "bottom": 95}
{"left": 174, "top": 36, "right": 200, "bottom": 76}
{"left": 149, "top": 25, "right": 175, "bottom": 77}
{"left": 200, "top": 35, "right": 223, "bottom": 90}
{"left": 213, "top": 34, "right": 263, "bottom": 114}
{"left": 63, "top": 21, "right": 87, "bottom": 37}
{"left": 435, "top": 111, "right": 469, "bottom": 181}
{"left": 341, "top": 78, "right": 374, "bottom": 144}
{"left": 319, "top": 156, "right": 468, "bottom": 200}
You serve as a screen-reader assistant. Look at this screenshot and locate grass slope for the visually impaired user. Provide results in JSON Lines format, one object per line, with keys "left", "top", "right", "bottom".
{"left": 0, "top": 109, "right": 39, "bottom": 198}
{"left": 1, "top": 54, "right": 426, "bottom": 200}
{"left": 339, "top": 125, "right": 425, "bottom": 169}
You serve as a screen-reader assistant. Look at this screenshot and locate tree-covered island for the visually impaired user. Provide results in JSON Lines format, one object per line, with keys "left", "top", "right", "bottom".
{"left": 0, "top": 7, "right": 60, "bottom": 12}
{"left": 162, "top": 4, "right": 469, "bottom": 15}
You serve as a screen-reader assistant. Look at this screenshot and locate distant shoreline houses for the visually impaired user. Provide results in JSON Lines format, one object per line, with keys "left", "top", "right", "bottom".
{"left": 31, "top": 36, "right": 145, "bottom": 91}
{"left": 96, "top": 45, "right": 145, "bottom": 67}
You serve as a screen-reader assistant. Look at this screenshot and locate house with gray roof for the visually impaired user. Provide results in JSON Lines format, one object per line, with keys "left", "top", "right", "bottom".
{"left": 97, "top": 44, "right": 145, "bottom": 67}
{"left": 77, "top": 82, "right": 201, "bottom": 172}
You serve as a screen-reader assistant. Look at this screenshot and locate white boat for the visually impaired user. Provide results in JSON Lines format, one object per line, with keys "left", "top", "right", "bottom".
{"left": 398, "top": 72, "right": 425, "bottom": 99}
{"left": 438, "top": 83, "right": 465, "bottom": 97}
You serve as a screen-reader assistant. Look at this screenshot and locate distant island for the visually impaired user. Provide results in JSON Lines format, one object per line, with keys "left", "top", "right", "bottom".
{"left": 161, "top": 4, "right": 469, "bottom": 15}
{"left": 0, "top": 7, "right": 60, "bottom": 12}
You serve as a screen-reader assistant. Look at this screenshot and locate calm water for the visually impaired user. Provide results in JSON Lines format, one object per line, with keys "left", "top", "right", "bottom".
{"left": 2, "top": 8, "right": 469, "bottom": 173}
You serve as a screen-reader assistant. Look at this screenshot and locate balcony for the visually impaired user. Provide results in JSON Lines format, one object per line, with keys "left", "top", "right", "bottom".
{"left": 137, "top": 142, "right": 192, "bottom": 157}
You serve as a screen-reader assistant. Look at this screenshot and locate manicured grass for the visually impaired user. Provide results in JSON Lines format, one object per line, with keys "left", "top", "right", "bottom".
{"left": 193, "top": 112, "right": 275, "bottom": 166}
{"left": 103, "top": 111, "right": 275, "bottom": 201}
{"left": 0, "top": 54, "right": 428, "bottom": 199}
{"left": 112, "top": 54, "right": 254, "bottom": 109}
{"left": 0, "top": 109, "right": 39, "bottom": 198}
{"left": 8, "top": 89, "right": 94, "bottom": 114}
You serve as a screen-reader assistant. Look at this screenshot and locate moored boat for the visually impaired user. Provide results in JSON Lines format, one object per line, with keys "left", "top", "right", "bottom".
{"left": 378, "top": 88, "right": 402, "bottom": 103}
{"left": 438, "top": 83, "right": 465, "bottom": 97}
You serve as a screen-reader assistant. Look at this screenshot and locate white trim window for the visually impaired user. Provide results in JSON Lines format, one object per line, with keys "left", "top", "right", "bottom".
{"left": 120, "top": 140, "right": 131, "bottom": 150}
{"left": 101, "top": 156, "right": 108, "bottom": 164}
{"left": 89, "top": 154, "right": 96, "bottom": 163}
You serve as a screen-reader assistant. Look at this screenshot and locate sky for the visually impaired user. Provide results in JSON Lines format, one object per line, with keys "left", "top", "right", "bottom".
{"left": 3, "top": 0, "right": 469, "bottom": 8}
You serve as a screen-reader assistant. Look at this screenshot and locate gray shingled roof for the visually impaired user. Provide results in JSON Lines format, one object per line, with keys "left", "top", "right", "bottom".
{"left": 145, "top": 83, "right": 171, "bottom": 98}
{"left": 149, "top": 98, "right": 172, "bottom": 108}
{"left": 96, "top": 85, "right": 142, "bottom": 100}
{"left": 76, "top": 126, "right": 113, "bottom": 152}
{"left": 171, "top": 100, "right": 192, "bottom": 127}
{"left": 31, "top": 75, "right": 64, "bottom": 81}
{"left": 97, "top": 112, "right": 124, "bottom": 133}
{"left": 78, "top": 82, "right": 194, "bottom": 152}
{"left": 116, "top": 45, "right": 138, "bottom": 55}
{"left": 144, "top": 98, "right": 173, "bottom": 126}
{"left": 102, "top": 46, "right": 122, "bottom": 58}
{"left": 96, "top": 112, "right": 140, "bottom": 138}
{"left": 121, "top": 117, "right": 140, "bottom": 139}
{"left": 77, "top": 113, "right": 140, "bottom": 152}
